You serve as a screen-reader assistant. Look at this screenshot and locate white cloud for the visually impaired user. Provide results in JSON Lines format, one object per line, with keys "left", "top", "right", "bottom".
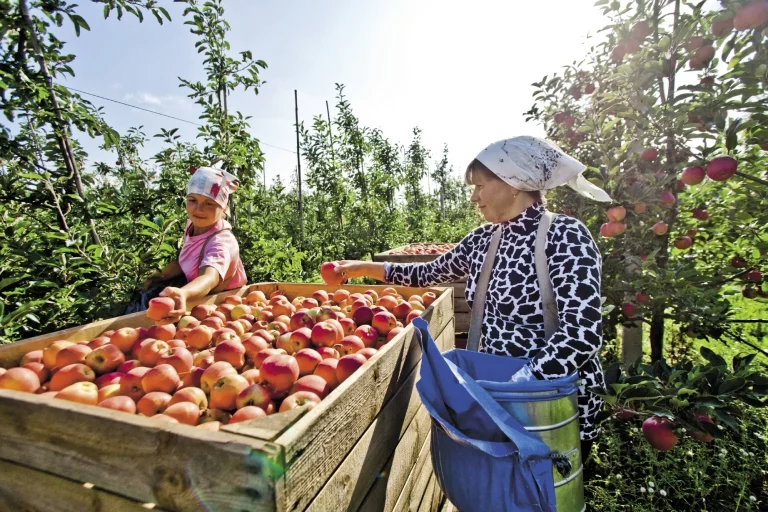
{"left": 122, "top": 91, "right": 189, "bottom": 109}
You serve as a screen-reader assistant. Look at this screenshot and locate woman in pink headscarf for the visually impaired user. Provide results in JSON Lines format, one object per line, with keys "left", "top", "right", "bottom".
{"left": 141, "top": 166, "right": 247, "bottom": 324}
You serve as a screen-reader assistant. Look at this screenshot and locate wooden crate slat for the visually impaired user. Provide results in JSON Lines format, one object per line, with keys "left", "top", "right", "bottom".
{"left": 397, "top": 436, "right": 435, "bottom": 512}
{"left": 273, "top": 290, "right": 453, "bottom": 512}
{"left": 417, "top": 473, "right": 438, "bottom": 512}
{"left": 389, "top": 431, "right": 432, "bottom": 512}
{"left": 222, "top": 403, "right": 309, "bottom": 442}
{"left": 0, "top": 390, "right": 280, "bottom": 512}
{"left": 454, "top": 312, "right": 470, "bottom": 334}
{"left": 305, "top": 322, "right": 454, "bottom": 512}
{"left": 0, "top": 458, "right": 161, "bottom": 512}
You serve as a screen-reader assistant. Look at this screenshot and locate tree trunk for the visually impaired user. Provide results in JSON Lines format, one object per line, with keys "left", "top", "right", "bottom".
{"left": 19, "top": 0, "right": 101, "bottom": 245}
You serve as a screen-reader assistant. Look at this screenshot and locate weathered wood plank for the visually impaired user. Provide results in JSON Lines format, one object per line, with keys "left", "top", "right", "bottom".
{"left": 222, "top": 403, "right": 309, "bottom": 442}
{"left": 389, "top": 432, "right": 432, "bottom": 512}
{"left": 0, "top": 458, "right": 161, "bottom": 512}
{"left": 417, "top": 474, "right": 438, "bottom": 512}
{"left": 401, "top": 441, "right": 436, "bottom": 512}
{"left": 305, "top": 323, "right": 454, "bottom": 512}
{"left": 272, "top": 288, "right": 453, "bottom": 512}
{"left": 0, "top": 390, "right": 280, "bottom": 512}
{"left": 454, "top": 312, "right": 470, "bottom": 334}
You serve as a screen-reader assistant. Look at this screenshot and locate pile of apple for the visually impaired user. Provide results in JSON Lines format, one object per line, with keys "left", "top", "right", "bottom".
{"left": 0, "top": 287, "right": 438, "bottom": 432}
{"left": 390, "top": 243, "right": 456, "bottom": 255}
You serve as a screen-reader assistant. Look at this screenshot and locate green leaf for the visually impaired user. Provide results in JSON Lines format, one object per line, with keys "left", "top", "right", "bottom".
{"left": 718, "top": 377, "right": 746, "bottom": 395}
{"left": 700, "top": 346, "right": 727, "bottom": 367}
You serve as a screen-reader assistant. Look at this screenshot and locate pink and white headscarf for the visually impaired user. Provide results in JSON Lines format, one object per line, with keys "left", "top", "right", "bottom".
{"left": 187, "top": 166, "right": 239, "bottom": 209}
{"left": 475, "top": 136, "right": 612, "bottom": 202}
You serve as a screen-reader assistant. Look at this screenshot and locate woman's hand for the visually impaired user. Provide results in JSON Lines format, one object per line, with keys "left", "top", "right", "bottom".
{"left": 333, "top": 260, "right": 387, "bottom": 282}
{"left": 157, "top": 286, "right": 188, "bottom": 325}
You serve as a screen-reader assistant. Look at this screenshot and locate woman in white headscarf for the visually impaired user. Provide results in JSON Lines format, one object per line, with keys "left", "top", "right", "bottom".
{"left": 329, "top": 136, "right": 610, "bottom": 457}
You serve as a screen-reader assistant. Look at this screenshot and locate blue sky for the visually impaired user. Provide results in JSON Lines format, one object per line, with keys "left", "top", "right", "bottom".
{"left": 59, "top": 0, "right": 608, "bottom": 185}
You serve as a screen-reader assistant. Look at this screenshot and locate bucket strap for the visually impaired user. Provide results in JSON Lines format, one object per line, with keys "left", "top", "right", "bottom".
{"left": 467, "top": 210, "right": 559, "bottom": 352}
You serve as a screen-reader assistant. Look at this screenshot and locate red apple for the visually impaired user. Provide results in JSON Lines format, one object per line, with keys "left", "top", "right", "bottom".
{"left": 354, "top": 325, "right": 378, "bottom": 348}
{"left": 635, "top": 292, "right": 650, "bottom": 304}
{"left": 640, "top": 148, "right": 658, "bottom": 161}
{"left": 181, "top": 366, "right": 205, "bottom": 389}
{"left": 690, "top": 412, "right": 715, "bottom": 443}
{"left": 235, "top": 383, "right": 275, "bottom": 413}
{"left": 291, "top": 374, "right": 330, "bottom": 399}
{"left": 681, "top": 166, "right": 705, "bottom": 185}
{"left": 371, "top": 311, "right": 397, "bottom": 336}
{"left": 210, "top": 374, "right": 250, "bottom": 410}
{"left": 336, "top": 335, "right": 365, "bottom": 355}
{"left": 138, "top": 339, "right": 170, "bottom": 367}
{"left": 147, "top": 323, "right": 176, "bottom": 342}
{"left": 200, "top": 361, "right": 237, "bottom": 394}
{"left": 336, "top": 354, "right": 367, "bottom": 384}
{"left": 320, "top": 261, "right": 345, "bottom": 285}
{"left": 109, "top": 328, "right": 139, "bottom": 354}
{"left": 259, "top": 354, "right": 300, "bottom": 399}
{"left": 241, "top": 368, "right": 261, "bottom": 385}
{"left": 147, "top": 297, "right": 175, "bottom": 321}
{"left": 692, "top": 208, "right": 709, "bottom": 221}
{"left": 279, "top": 391, "right": 322, "bottom": 413}
{"left": 357, "top": 347, "right": 378, "bottom": 360}
{"left": 706, "top": 156, "right": 737, "bottom": 181}
{"left": 55, "top": 381, "right": 98, "bottom": 405}
{"left": 137, "top": 391, "right": 173, "bottom": 416}
{"left": 606, "top": 206, "right": 626, "bottom": 222}
{"left": 621, "top": 303, "right": 636, "bottom": 318}
{"left": 230, "top": 405, "right": 268, "bottom": 423}
{"left": 642, "top": 416, "right": 678, "bottom": 451}
{"left": 214, "top": 339, "right": 246, "bottom": 369}
{"left": 55, "top": 344, "right": 92, "bottom": 368}
{"left": 294, "top": 348, "right": 322, "bottom": 376}
{"left": 119, "top": 366, "right": 151, "bottom": 402}
{"left": 169, "top": 386, "right": 208, "bottom": 410}
{"left": 141, "top": 364, "right": 180, "bottom": 394}
{"left": 21, "top": 362, "right": 48, "bottom": 384}
{"left": 163, "top": 402, "right": 201, "bottom": 426}
{"left": 316, "top": 346, "right": 340, "bottom": 360}
{"left": 674, "top": 236, "right": 693, "bottom": 250}
{"left": 98, "top": 395, "right": 137, "bottom": 414}
{"left": 0, "top": 367, "right": 41, "bottom": 393}
{"left": 94, "top": 371, "right": 124, "bottom": 388}
{"left": 157, "top": 347, "right": 194, "bottom": 375}
{"left": 652, "top": 222, "right": 668, "bottom": 235}
{"left": 49, "top": 363, "right": 95, "bottom": 391}
{"left": 734, "top": 1, "right": 768, "bottom": 31}
{"left": 84, "top": 344, "right": 125, "bottom": 375}
{"left": 20, "top": 350, "right": 44, "bottom": 366}
{"left": 658, "top": 191, "right": 676, "bottom": 208}
{"left": 311, "top": 321, "right": 342, "bottom": 347}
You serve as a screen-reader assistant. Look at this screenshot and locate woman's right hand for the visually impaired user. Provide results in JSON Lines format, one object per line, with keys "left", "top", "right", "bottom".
{"left": 333, "top": 260, "right": 386, "bottom": 282}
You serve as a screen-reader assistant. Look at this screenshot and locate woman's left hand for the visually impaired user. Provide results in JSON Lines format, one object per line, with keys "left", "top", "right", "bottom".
{"left": 158, "top": 286, "right": 188, "bottom": 325}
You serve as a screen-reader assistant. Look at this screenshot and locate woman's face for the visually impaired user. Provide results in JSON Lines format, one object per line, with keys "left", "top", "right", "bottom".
{"left": 469, "top": 170, "right": 521, "bottom": 223}
{"left": 186, "top": 193, "right": 224, "bottom": 229}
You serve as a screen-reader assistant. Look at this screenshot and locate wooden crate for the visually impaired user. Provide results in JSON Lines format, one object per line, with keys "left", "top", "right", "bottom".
{"left": 0, "top": 282, "right": 455, "bottom": 512}
{"left": 373, "top": 247, "right": 469, "bottom": 334}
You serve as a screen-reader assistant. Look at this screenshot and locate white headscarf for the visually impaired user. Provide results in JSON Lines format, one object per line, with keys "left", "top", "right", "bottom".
{"left": 474, "top": 136, "right": 612, "bottom": 202}
{"left": 187, "top": 165, "right": 239, "bottom": 209}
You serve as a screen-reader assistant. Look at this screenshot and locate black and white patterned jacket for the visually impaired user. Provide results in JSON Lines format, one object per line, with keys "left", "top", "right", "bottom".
{"left": 385, "top": 202, "right": 605, "bottom": 440}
